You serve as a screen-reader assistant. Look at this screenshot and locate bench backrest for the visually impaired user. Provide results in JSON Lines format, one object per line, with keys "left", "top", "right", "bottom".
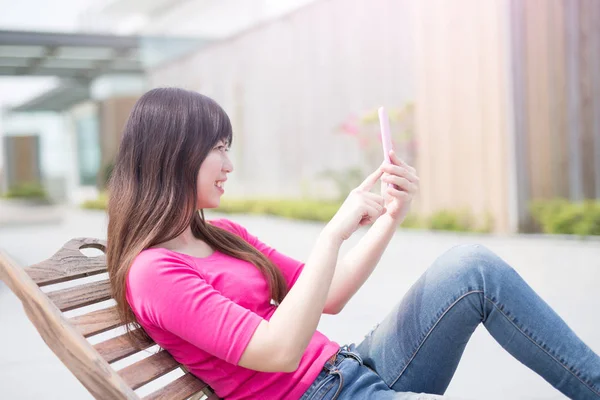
{"left": 0, "top": 237, "right": 220, "bottom": 400}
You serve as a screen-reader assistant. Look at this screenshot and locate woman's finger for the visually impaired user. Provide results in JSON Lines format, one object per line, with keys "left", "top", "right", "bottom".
{"left": 357, "top": 165, "right": 385, "bottom": 192}
{"left": 362, "top": 191, "right": 385, "bottom": 206}
{"left": 386, "top": 185, "right": 413, "bottom": 200}
{"left": 381, "top": 163, "right": 419, "bottom": 184}
{"left": 359, "top": 202, "right": 383, "bottom": 226}
{"left": 382, "top": 164, "right": 418, "bottom": 183}
{"left": 382, "top": 174, "right": 418, "bottom": 193}
{"left": 389, "top": 150, "right": 417, "bottom": 174}
{"left": 364, "top": 197, "right": 385, "bottom": 214}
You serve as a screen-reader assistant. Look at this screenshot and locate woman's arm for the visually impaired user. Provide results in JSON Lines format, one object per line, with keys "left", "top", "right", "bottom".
{"left": 238, "top": 229, "right": 342, "bottom": 372}
{"left": 238, "top": 167, "right": 385, "bottom": 372}
{"left": 323, "top": 213, "right": 398, "bottom": 314}
{"left": 324, "top": 151, "right": 420, "bottom": 314}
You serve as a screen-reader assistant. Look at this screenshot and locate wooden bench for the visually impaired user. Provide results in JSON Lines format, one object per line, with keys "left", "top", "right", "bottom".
{"left": 0, "top": 237, "right": 221, "bottom": 400}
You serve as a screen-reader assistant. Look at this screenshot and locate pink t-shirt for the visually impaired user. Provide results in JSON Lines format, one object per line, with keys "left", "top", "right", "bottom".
{"left": 126, "top": 218, "right": 340, "bottom": 400}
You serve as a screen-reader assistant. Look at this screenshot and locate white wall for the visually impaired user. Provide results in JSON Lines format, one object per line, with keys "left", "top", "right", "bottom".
{"left": 91, "top": 74, "right": 147, "bottom": 100}
{"left": 0, "top": 77, "right": 61, "bottom": 188}
{"left": 149, "top": 0, "right": 416, "bottom": 199}
{"left": 2, "top": 112, "right": 71, "bottom": 200}
{"left": 78, "top": 0, "right": 319, "bottom": 38}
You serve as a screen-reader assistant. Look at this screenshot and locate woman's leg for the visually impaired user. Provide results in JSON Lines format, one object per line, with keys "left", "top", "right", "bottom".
{"left": 355, "top": 244, "right": 600, "bottom": 399}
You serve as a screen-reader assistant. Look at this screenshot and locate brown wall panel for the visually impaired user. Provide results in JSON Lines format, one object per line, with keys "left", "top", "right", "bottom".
{"left": 11, "top": 136, "right": 40, "bottom": 186}
{"left": 99, "top": 96, "right": 139, "bottom": 186}
{"left": 579, "top": 0, "right": 598, "bottom": 199}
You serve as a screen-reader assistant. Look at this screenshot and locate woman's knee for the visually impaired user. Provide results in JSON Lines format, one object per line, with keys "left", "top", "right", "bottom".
{"left": 434, "top": 243, "right": 514, "bottom": 279}
{"left": 443, "top": 243, "right": 494, "bottom": 260}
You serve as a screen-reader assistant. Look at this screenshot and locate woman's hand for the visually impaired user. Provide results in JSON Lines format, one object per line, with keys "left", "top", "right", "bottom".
{"left": 381, "top": 150, "right": 420, "bottom": 223}
{"left": 325, "top": 166, "right": 386, "bottom": 241}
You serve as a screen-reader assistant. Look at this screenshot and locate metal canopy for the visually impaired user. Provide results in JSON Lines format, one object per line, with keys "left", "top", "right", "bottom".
{"left": 0, "top": 30, "right": 146, "bottom": 80}
{"left": 0, "top": 30, "right": 210, "bottom": 79}
{"left": 10, "top": 81, "right": 91, "bottom": 112}
{"left": 0, "top": 30, "right": 211, "bottom": 112}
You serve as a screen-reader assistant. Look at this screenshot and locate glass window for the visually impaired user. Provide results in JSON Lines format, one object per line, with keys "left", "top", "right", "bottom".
{"left": 75, "top": 115, "right": 100, "bottom": 186}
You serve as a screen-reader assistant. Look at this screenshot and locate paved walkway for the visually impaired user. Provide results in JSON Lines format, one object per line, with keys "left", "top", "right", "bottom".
{"left": 0, "top": 208, "right": 598, "bottom": 399}
{"left": 0, "top": 199, "right": 65, "bottom": 227}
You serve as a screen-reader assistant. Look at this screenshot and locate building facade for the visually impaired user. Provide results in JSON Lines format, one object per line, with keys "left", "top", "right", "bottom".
{"left": 147, "top": 0, "right": 600, "bottom": 233}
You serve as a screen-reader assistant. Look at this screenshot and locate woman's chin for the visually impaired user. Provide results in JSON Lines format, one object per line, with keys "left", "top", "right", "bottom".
{"left": 197, "top": 199, "right": 221, "bottom": 210}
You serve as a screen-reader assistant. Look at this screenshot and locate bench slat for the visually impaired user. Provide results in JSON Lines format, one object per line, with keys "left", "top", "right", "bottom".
{"left": 70, "top": 306, "right": 122, "bottom": 337}
{"left": 118, "top": 350, "right": 180, "bottom": 390}
{"left": 47, "top": 279, "right": 112, "bottom": 312}
{"left": 5, "top": 237, "right": 224, "bottom": 399}
{"left": 95, "top": 332, "right": 154, "bottom": 364}
{"left": 0, "top": 248, "right": 138, "bottom": 400}
{"left": 26, "top": 264, "right": 107, "bottom": 287}
{"left": 26, "top": 238, "right": 107, "bottom": 287}
{"left": 143, "top": 373, "right": 209, "bottom": 400}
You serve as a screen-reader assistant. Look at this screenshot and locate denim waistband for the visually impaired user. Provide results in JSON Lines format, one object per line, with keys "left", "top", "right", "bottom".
{"left": 300, "top": 345, "right": 364, "bottom": 400}
{"left": 323, "top": 344, "right": 363, "bottom": 372}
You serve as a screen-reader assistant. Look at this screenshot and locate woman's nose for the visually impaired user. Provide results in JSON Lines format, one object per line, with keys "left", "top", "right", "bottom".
{"left": 223, "top": 154, "right": 234, "bottom": 173}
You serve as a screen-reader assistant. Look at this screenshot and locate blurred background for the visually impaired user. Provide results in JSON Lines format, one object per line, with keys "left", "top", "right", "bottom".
{"left": 1, "top": 0, "right": 599, "bottom": 234}
{"left": 0, "top": 0, "right": 599, "bottom": 399}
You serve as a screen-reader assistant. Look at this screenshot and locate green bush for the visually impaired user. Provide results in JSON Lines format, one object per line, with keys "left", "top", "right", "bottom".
{"left": 4, "top": 182, "right": 48, "bottom": 199}
{"left": 423, "top": 209, "right": 494, "bottom": 233}
{"left": 218, "top": 199, "right": 342, "bottom": 222}
{"left": 81, "top": 193, "right": 108, "bottom": 210}
{"left": 427, "top": 209, "right": 473, "bottom": 232}
{"left": 399, "top": 213, "right": 423, "bottom": 229}
{"left": 79, "top": 193, "right": 495, "bottom": 235}
{"left": 530, "top": 199, "right": 600, "bottom": 236}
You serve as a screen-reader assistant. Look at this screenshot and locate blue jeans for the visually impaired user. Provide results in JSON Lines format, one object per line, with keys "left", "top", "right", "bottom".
{"left": 300, "top": 244, "right": 600, "bottom": 400}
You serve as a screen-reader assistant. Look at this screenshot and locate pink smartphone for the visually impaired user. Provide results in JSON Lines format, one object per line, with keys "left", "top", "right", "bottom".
{"left": 378, "top": 106, "right": 394, "bottom": 188}
{"left": 378, "top": 106, "right": 393, "bottom": 163}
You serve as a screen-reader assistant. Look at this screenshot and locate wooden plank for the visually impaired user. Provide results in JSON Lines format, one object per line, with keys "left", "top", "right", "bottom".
{"left": 524, "top": 0, "right": 554, "bottom": 200}
{"left": 118, "top": 350, "right": 180, "bottom": 390}
{"left": 189, "top": 393, "right": 206, "bottom": 400}
{"left": 205, "top": 391, "right": 222, "bottom": 400}
{"left": 26, "top": 238, "right": 107, "bottom": 286}
{"left": 95, "top": 332, "right": 155, "bottom": 364}
{"left": 0, "top": 249, "right": 138, "bottom": 400}
{"left": 69, "top": 306, "right": 122, "bottom": 337}
{"left": 27, "top": 264, "right": 107, "bottom": 287}
{"left": 593, "top": 1, "right": 600, "bottom": 198}
{"left": 565, "top": 0, "right": 584, "bottom": 200}
{"left": 142, "top": 374, "right": 209, "bottom": 400}
{"left": 579, "top": 0, "right": 598, "bottom": 199}
{"left": 547, "top": 0, "right": 570, "bottom": 198}
{"left": 47, "top": 279, "right": 112, "bottom": 312}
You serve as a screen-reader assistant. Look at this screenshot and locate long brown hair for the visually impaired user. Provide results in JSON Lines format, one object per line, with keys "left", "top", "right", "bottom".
{"left": 107, "top": 87, "right": 288, "bottom": 346}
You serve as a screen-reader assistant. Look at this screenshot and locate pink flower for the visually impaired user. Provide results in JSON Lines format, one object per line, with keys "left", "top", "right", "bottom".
{"left": 339, "top": 114, "right": 359, "bottom": 136}
{"left": 359, "top": 137, "right": 369, "bottom": 149}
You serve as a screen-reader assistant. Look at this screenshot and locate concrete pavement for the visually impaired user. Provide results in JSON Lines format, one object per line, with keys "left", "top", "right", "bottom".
{"left": 0, "top": 208, "right": 598, "bottom": 399}
{"left": 0, "top": 199, "right": 65, "bottom": 228}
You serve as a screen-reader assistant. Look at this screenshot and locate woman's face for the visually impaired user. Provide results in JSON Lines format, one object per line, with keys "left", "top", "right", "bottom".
{"left": 196, "top": 140, "right": 233, "bottom": 209}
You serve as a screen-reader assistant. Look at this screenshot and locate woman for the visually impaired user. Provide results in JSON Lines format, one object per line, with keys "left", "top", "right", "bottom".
{"left": 107, "top": 87, "right": 600, "bottom": 400}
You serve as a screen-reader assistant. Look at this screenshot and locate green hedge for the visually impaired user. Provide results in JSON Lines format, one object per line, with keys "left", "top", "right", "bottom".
{"left": 3, "top": 183, "right": 48, "bottom": 199}
{"left": 82, "top": 195, "right": 495, "bottom": 233}
{"left": 78, "top": 193, "right": 600, "bottom": 236}
{"left": 427, "top": 209, "right": 494, "bottom": 233}
{"left": 219, "top": 202, "right": 495, "bottom": 232}
{"left": 530, "top": 199, "right": 600, "bottom": 236}
{"left": 81, "top": 193, "right": 108, "bottom": 210}
{"left": 218, "top": 199, "right": 341, "bottom": 222}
